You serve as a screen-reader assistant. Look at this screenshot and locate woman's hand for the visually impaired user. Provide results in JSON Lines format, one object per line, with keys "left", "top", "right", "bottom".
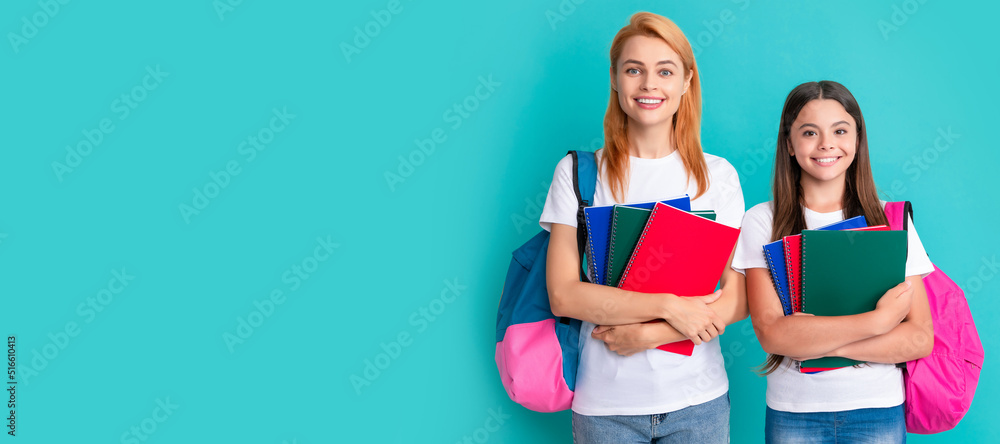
{"left": 661, "top": 290, "right": 725, "bottom": 345}
{"left": 872, "top": 281, "right": 913, "bottom": 334}
{"left": 591, "top": 323, "right": 657, "bottom": 356}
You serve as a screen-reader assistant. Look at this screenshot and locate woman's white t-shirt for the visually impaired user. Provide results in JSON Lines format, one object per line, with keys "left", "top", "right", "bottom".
{"left": 539, "top": 149, "right": 745, "bottom": 416}
{"left": 731, "top": 201, "right": 934, "bottom": 413}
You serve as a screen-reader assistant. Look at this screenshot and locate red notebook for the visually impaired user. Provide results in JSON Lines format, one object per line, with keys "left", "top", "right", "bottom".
{"left": 618, "top": 202, "right": 741, "bottom": 355}
{"left": 783, "top": 235, "right": 803, "bottom": 313}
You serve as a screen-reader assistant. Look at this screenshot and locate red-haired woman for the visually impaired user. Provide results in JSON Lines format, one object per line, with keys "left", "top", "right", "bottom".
{"left": 540, "top": 12, "right": 746, "bottom": 443}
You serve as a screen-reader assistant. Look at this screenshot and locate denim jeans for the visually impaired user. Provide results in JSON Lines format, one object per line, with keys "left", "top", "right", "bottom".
{"left": 765, "top": 404, "right": 905, "bottom": 444}
{"left": 571, "top": 392, "right": 730, "bottom": 444}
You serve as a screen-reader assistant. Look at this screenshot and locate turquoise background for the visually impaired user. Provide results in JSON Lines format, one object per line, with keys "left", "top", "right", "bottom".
{"left": 1, "top": 1, "right": 997, "bottom": 443}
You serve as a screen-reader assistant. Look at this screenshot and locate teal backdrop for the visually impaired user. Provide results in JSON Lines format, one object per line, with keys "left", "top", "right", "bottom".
{"left": 1, "top": 1, "right": 997, "bottom": 443}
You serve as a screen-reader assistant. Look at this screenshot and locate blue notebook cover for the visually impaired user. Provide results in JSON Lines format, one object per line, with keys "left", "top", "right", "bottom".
{"left": 762, "top": 215, "right": 867, "bottom": 315}
{"left": 583, "top": 195, "right": 690, "bottom": 285}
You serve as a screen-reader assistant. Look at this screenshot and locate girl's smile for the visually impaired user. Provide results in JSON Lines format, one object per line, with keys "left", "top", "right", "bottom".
{"left": 787, "top": 99, "right": 858, "bottom": 186}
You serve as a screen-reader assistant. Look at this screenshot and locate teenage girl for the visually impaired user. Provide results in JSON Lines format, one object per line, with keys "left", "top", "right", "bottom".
{"left": 732, "top": 81, "right": 934, "bottom": 443}
{"left": 540, "top": 12, "right": 746, "bottom": 443}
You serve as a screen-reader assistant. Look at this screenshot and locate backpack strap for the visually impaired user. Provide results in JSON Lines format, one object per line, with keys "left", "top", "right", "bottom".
{"left": 568, "top": 150, "right": 598, "bottom": 285}
{"left": 884, "top": 201, "right": 913, "bottom": 232}
{"left": 886, "top": 201, "right": 914, "bottom": 371}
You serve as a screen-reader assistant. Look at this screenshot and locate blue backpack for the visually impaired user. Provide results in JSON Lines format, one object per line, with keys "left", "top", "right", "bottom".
{"left": 495, "top": 150, "right": 597, "bottom": 412}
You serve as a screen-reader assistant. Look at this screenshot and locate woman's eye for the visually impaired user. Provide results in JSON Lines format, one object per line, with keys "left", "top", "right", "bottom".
{"left": 660, "top": 69, "right": 672, "bottom": 76}
{"left": 626, "top": 68, "right": 640, "bottom": 75}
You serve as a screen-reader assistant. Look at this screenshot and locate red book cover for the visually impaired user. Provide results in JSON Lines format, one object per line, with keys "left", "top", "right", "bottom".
{"left": 850, "top": 225, "right": 889, "bottom": 231}
{"left": 783, "top": 234, "right": 803, "bottom": 313}
{"left": 618, "top": 202, "right": 741, "bottom": 355}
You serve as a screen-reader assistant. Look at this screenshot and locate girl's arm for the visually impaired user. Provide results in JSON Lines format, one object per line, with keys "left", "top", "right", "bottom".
{"left": 592, "top": 247, "right": 749, "bottom": 356}
{"left": 746, "top": 267, "right": 914, "bottom": 358}
{"left": 814, "top": 275, "right": 933, "bottom": 363}
{"left": 547, "top": 223, "right": 726, "bottom": 343}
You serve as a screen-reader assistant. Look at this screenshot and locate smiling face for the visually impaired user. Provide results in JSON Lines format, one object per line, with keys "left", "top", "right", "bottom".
{"left": 787, "top": 99, "right": 858, "bottom": 186}
{"left": 611, "top": 35, "right": 691, "bottom": 130}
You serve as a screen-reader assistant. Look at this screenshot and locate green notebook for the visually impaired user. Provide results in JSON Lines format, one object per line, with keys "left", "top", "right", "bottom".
{"left": 799, "top": 229, "right": 907, "bottom": 370}
{"left": 605, "top": 206, "right": 651, "bottom": 287}
{"left": 691, "top": 210, "right": 716, "bottom": 221}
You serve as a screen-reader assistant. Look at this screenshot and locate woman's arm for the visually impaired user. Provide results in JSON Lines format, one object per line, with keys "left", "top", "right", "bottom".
{"left": 818, "top": 275, "right": 933, "bottom": 363}
{"left": 547, "top": 223, "right": 726, "bottom": 343}
{"left": 593, "top": 247, "right": 749, "bottom": 356}
{"left": 746, "top": 267, "right": 914, "bottom": 358}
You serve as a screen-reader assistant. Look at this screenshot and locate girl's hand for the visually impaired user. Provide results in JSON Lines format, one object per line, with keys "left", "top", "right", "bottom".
{"left": 592, "top": 323, "right": 657, "bottom": 356}
{"left": 661, "top": 290, "right": 725, "bottom": 345}
{"left": 873, "top": 281, "right": 913, "bottom": 334}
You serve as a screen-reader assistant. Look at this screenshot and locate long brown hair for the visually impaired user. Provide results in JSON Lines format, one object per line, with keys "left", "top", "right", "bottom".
{"left": 602, "top": 12, "right": 708, "bottom": 202}
{"left": 761, "top": 80, "right": 889, "bottom": 374}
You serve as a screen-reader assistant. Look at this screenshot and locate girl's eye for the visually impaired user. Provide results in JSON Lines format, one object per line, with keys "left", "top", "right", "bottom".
{"left": 835, "top": 129, "right": 848, "bottom": 135}
{"left": 626, "top": 68, "right": 640, "bottom": 75}
{"left": 803, "top": 130, "right": 816, "bottom": 137}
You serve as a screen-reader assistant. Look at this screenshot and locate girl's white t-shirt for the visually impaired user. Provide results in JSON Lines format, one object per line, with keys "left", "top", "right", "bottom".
{"left": 731, "top": 201, "right": 934, "bottom": 413}
{"left": 539, "top": 149, "right": 745, "bottom": 416}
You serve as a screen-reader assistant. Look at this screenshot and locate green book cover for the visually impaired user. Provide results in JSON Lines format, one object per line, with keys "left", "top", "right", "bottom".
{"left": 691, "top": 210, "right": 716, "bottom": 221}
{"left": 800, "top": 229, "right": 907, "bottom": 370}
{"left": 605, "top": 206, "right": 652, "bottom": 287}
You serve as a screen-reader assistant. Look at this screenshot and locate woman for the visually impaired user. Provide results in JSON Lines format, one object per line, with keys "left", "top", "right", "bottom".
{"left": 540, "top": 12, "right": 746, "bottom": 443}
{"left": 732, "top": 81, "right": 934, "bottom": 443}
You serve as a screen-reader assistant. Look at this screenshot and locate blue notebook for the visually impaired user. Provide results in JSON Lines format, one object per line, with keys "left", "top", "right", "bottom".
{"left": 583, "top": 195, "right": 690, "bottom": 285}
{"left": 762, "top": 215, "right": 867, "bottom": 315}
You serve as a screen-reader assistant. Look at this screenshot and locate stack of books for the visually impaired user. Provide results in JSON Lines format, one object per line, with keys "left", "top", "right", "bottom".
{"left": 583, "top": 195, "right": 740, "bottom": 355}
{"left": 762, "top": 216, "right": 907, "bottom": 372}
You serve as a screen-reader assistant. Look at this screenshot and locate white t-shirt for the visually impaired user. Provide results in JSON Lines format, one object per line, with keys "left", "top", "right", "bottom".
{"left": 540, "top": 149, "right": 745, "bottom": 416}
{"left": 731, "top": 201, "right": 934, "bottom": 413}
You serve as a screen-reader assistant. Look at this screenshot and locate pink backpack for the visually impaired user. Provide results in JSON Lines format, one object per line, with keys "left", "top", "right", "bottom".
{"left": 885, "top": 201, "right": 985, "bottom": 434}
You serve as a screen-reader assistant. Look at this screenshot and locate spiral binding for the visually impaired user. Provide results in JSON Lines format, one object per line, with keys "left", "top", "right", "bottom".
{"left": 606, "top": 212, "right": 617, "bottom": 284}
{"left": 584, "top": 211, "right": 598, "bottom": 281}
{"left": 762, "top": 247, "right": 785, "bottom": 311}
{"left": 784, "top": 240, "right": 798, "bottom": 312}
{"left": 800, "top": 239, "right": 807, "bottom": 313}
{"left": 618, "top": 205, "right": 658, "bottom": 286}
